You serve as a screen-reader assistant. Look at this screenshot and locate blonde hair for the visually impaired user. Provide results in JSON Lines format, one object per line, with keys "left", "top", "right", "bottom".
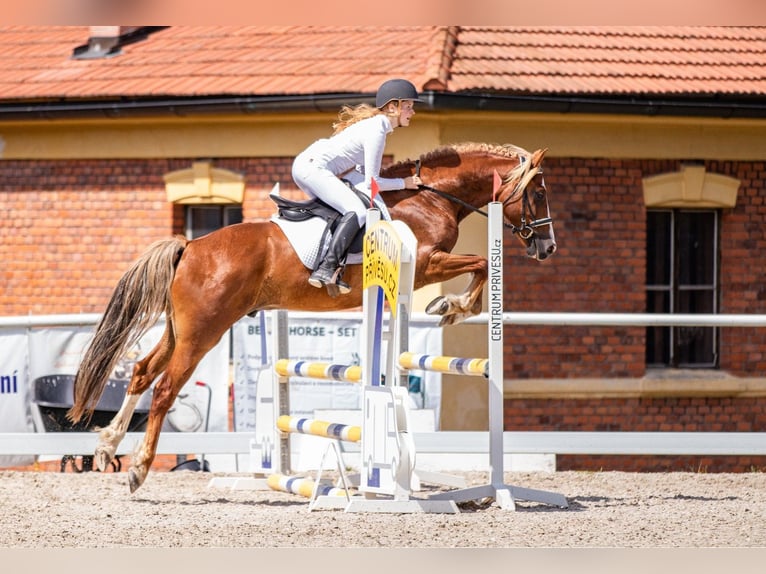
{"left": 332, "top": 103, "right": 384, "bottom": 134}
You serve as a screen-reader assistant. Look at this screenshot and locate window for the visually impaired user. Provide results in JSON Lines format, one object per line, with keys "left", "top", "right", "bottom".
{"left": 164, "top": 161, "right": 246, "bottom": 239}
{"left": 645, "top": 209, "right": 719, "bottom": 368}
{"left": 186, "top": 205, "right": 243, "bottom": 240}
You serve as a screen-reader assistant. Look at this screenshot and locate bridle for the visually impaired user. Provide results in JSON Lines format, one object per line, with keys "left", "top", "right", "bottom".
{"left": 413, "top": 158, "right": 553, "bottom": 239}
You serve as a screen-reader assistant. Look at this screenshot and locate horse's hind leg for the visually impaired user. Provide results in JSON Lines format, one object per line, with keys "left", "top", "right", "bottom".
{"left": 127, "top": 341, "right": 210, "bottom": 492}
{"left": 94, "top": 328, "right": 175, "bottom": 471}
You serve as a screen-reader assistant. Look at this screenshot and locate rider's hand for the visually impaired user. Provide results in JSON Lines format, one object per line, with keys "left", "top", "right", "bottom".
{"left": 404, "top": 175, "right": 422, "bottom": 190}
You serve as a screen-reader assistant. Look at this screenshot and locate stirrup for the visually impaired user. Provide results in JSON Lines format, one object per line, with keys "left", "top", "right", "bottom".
{"left": 333, "top": 267, "right": 350, "bottom": 295}
{"left": 309, "top": 267, "right": 350, "bottom": 296}
{"left": 324, "top": 280, "right": 350, "bottom": 297}
{"left": 333, "top": 279, "right": 350, "bottom": 296}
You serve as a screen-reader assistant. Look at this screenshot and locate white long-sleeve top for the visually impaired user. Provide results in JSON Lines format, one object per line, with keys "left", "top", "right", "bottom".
{"left": 303, "top": 114, "right": 405, "bottom": 194}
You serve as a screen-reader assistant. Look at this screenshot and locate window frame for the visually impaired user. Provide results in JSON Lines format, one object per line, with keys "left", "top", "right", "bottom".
{"left": 184, "top": 204, "right": 243, "bottom": 240}
{"left": 645, "top": 208, "right": 720, "bottom": 369}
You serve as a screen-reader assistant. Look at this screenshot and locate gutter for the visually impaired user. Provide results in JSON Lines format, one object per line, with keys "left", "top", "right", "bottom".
{"left": 428, "top": 92, "right": 766, "bottom": 120}
{"left": 1, "top": 91, "right": 766, "bottom": 121}
{"left": 0, "top": 94, "right": 366, "bottom": 121}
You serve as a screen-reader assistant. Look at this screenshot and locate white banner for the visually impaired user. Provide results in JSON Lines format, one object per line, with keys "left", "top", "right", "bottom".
{"left": 0, "top": 318, "right": 230, "bottom": 468}
{"left": 232, "top": 311, "right": 442, "bottom": 431}
{"left": 0, "top": 329, "right": 34, "bottom": 467}
{"left": 27, "top": 322, "right": 230, "bottom": 434}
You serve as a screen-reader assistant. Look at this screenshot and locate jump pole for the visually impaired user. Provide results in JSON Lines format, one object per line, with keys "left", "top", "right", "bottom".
{"left": 427, "top": 201, "right": 568, "bottom": 510}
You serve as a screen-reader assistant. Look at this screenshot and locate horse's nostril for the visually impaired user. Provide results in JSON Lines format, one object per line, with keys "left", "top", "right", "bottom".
{"left": 547, "top": 244, "right": 557, "bottom": 254}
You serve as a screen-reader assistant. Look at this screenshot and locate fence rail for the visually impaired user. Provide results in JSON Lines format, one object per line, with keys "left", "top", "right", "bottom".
{"left": 0, "top": 432, "right": 254, "bottom": 456}
{"left": 2, "top": 311, "right": 765, "bottom": 461}
{"left": 2, "top": 311, "right": 766, "bottom": 329}
{"left": 3, "top": 431, "right": 766, "bottom": 457}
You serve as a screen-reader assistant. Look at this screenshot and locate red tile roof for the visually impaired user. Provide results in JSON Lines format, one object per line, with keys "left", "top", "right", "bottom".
{"left": 0, "top": 26, "right": 765, "bottom": 102}
{"left": 449, "top": 27, "right": 766, "bottom": 95}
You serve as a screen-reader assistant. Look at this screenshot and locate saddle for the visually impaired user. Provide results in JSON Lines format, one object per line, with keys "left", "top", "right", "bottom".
{"left": 269, "top": 184, "right": 368, "bottom": 256}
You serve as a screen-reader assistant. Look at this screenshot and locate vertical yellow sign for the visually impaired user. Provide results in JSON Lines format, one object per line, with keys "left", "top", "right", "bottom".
{"left": 363, "top": 221, "right": 402, "bottom": 316}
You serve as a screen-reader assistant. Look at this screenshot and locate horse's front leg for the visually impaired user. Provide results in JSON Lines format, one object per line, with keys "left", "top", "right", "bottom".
{"left": 420, "top": 251, "right": 488, "bottom": 326}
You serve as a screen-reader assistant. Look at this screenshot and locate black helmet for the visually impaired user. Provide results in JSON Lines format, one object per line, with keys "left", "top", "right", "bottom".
{"left": 375, "top": 79, "right": 423, "bottom": 108}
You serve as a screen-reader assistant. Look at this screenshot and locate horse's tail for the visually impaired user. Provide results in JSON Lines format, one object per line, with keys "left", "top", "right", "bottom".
{"left": 67, "top": 236, "right": 188, "bottom": 424}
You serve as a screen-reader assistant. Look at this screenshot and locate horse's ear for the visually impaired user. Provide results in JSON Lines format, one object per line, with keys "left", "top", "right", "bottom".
{"left": 531, "top": 148, "right": 548, "bottom": 166}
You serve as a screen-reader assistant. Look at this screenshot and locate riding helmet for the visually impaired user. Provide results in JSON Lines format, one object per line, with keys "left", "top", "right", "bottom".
{"left": 375, "top": 79, "right": 424, "bottom": 108}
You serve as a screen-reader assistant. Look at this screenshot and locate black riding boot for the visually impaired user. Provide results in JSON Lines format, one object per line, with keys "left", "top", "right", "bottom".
{"left": 308, "top": 212, "right": 360, "bottom": 295}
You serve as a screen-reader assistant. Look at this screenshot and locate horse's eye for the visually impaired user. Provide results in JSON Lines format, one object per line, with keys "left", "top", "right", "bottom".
{"left": 534, "top": 189, "right": 545, "bottom": 201}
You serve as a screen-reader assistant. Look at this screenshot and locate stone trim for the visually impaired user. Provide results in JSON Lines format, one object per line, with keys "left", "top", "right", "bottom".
{"left": 504, "top": 375, "right": 766, "bottom": 399}
{"left": 643, "top": 165, "right": 739, "bottom": 208}
{"left": 164, "top": 161, "right": 244, "bottom": 204}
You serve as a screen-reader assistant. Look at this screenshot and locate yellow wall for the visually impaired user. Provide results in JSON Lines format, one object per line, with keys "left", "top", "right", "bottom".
{"left": 3, "top": 111, "right": 766, "bottom": 161}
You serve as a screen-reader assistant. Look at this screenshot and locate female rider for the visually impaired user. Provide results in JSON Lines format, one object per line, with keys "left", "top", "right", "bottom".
{"left": 291, "top": 78, "right": 423, "bottom": 294}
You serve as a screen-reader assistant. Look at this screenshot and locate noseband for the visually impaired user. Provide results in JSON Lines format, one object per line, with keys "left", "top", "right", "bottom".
{"left": 413, "top": 158, "right": 553, "bottom": 239}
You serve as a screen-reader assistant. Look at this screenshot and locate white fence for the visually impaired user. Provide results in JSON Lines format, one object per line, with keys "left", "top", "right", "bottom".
{"left": 1, "top": 312, "right": 766, "bottom": 463}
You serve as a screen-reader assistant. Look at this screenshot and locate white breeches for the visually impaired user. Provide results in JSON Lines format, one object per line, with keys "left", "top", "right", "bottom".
{"left": 292, "top": 155, "right": 367, "bottom": 227}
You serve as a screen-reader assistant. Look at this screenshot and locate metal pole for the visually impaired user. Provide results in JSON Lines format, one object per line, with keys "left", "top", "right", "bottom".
{"left": 487, "top": 202, "right": 504, "bottom": 489}
{"left": 272, "top": 309, "right": 290, "bottom": 474}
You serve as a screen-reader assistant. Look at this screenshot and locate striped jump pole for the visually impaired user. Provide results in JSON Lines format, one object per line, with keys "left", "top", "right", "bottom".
{"left": 274, "top": 359, "right": 362, "bottom": 383}
{"left": 267, "top": 473, "right": 350, "bottom": 499}
{"left": 398, "top": 352, "right": 488, "bottom": 378}
{"left": 276, "top": 415, "right": 362, "bottom": 443}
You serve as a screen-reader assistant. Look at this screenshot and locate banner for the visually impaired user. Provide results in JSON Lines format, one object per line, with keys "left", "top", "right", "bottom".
{"left": 0, "top": 317, "right": 230, "bottom": 468}
{"left": 0, "top": 329, "right": 34, "bottom": 467}
{"left": 363, "top": 221, "right": 402, "bottom": 315}
{"left": 232, "top": 311, "right": 442, "bottom": 431}
{"left": 27, "top": 322, "right": 230, "bottom": 434}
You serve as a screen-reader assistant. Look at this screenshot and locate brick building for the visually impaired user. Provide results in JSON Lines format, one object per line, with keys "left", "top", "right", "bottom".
{"left": 2, "top": 26, "right": 766, "bottom": 470}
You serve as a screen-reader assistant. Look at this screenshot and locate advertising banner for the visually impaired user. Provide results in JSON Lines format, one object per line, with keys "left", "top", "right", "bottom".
{"left": 0, "top": 318, "right": 230, "bottom": 468}
{"left": 0, "top": 329, "right": 34, "bottom": 467}
{"left": 232, "top": 311, "right": 442, "bottom": 431}
{"left": 27, "top": 322, "right": 230, "bottom": 434}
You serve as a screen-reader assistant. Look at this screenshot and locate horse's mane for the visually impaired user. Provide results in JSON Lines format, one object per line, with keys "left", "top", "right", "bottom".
{"left": 387, "top": 142, "right": 534, "bottom": 189}
{"left": 421, "top": 142, "right": 530, "bottom": 164}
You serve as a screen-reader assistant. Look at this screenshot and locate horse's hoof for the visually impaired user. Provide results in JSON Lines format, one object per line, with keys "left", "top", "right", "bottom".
{"left": 425, "top": 296, "right": 449, "bottom": 316}
{"left": 128, "top": 468, "right": 145, "bottom": 493}
{"left": 94, "top": 448, "right": 112, "bottom": 472}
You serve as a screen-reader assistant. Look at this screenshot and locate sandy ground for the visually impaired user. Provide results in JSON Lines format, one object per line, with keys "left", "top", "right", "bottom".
{"left": 1, "top": 469, "right": 765, "bottom": 548}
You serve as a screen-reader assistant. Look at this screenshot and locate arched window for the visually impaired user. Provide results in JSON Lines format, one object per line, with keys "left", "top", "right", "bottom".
{"left": 643, "top": 165, "right": 739, "bottom": 368}
{"left": 164, "top": 161, "right": 244, "bottom": 239}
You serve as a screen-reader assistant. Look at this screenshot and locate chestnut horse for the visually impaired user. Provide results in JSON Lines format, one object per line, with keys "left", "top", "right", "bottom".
{"left": 67, "top": 142, "right": 556, "bottom": 492}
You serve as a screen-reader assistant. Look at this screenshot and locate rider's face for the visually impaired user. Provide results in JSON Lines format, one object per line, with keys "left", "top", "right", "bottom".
{"left": 396, "top": 100, "right": 416, "bottom": 127}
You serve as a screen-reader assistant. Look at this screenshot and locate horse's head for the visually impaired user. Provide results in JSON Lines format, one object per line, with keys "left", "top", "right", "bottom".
{"left": 497, "top": 147, "right": 557, "bottom": 261}
{"left": 384, "top": 142, "right": 556, "bottom": 261}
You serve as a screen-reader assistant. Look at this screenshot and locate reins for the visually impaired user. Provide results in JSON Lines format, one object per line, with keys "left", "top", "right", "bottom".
{"left": 413, "top": 158, "right": 552, "bottom": 238}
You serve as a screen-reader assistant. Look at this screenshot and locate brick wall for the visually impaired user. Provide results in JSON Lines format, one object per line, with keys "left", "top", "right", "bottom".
{"left": 506, "top": 396, "right": 766, "bottom": 471}
{"left": 503, "top": 157, "right": 766, "bottom": 379}
{"left": 3, "top": 155, "right": 766, "bottom": 472}
{"left": 0, "top": 157, "right": 301, "bottom": 315}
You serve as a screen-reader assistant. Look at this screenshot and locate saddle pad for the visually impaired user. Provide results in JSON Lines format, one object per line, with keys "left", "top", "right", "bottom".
{"left": 270, "top": 193, "right": 391, "bottom": 270}
{"left": 271, "top": 216, "right": 363, "bottom": 270}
